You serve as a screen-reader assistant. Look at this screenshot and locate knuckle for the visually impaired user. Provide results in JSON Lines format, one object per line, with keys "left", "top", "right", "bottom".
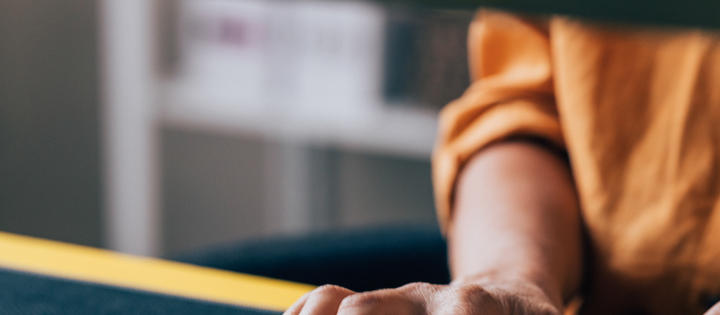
{"left": 437, "top": 285, "right": 497, "bottom": 314}
{"left": 399, "top": 282, "right": 441, "bottom": 299}
{"left": 401, "top": 282, "right": 435, "bottom": 292}
{"left": 339, "top": 292, "right": 381, "bottom": 310}
{"left": 454, "top": 285, "right": 492, "bottom": 304}
{"left": 313, "top": 284, "right": 347, "bottom": 296}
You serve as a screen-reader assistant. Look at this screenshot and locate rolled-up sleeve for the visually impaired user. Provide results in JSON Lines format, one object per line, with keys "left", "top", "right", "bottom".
{"left": 432, "top": 10, "right": 564, "bottom": 230}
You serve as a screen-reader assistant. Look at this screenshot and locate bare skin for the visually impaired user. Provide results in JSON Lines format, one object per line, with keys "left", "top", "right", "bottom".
{"left": 284, "top": 141, "right": 583, "bottom": 315}
{"left": 707, "top": 303, "right": 720, "bottom": 315}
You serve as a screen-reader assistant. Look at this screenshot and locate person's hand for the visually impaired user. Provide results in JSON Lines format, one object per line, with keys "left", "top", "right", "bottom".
{"left": 706, "top": 302, "right": 720, "bottom": 315}
{"left": 283, "top": 275, "right": 561, "bottom": 315}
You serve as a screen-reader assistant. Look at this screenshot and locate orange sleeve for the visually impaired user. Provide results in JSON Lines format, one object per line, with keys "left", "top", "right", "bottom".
{"left": 432, "top": 10, "right": 564, "bottom": 230}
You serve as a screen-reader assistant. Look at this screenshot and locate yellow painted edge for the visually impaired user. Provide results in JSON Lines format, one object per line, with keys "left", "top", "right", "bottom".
{"left": 0, "top": 231, "right": 314, "bottom": 311}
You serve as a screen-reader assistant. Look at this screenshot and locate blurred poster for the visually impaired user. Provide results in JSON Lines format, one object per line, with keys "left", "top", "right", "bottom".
{"left": 173, "top": 0, "right": 471, "bottom": 117}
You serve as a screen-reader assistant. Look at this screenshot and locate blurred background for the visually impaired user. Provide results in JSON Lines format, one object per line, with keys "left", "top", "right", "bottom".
{"left": 0, "top": 0, "right": 473, "bottom": 258}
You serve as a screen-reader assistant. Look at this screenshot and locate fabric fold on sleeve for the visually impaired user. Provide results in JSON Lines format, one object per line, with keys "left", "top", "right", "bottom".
{"left": 432, "top": 10, "right": 564, "bottom": 231}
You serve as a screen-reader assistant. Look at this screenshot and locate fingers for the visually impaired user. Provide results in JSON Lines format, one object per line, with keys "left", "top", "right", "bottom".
{"left": 283, "top": 290, "right": 311, "bottom": 315}
{"left": 706, "top": 302, "right": 720, "bottom": 315}
{"left": 284, "top": 283, "right": 434, "bottom": 315}
{"left": 287, "top": 282, "right": 504, "bottom": 315}
{"left": 432, "top": 284, "right": 504, "bottom": 315}
{"left": 284, "top": 285, "right": 355, "bottom": 315}
{"left": 300, "top": 285, "right": 356, "bottom": 315}
{"left": 336, "top": 290, "right": 421, "bottom": 315}
{"left": 285, "top": 281, "right": 560, "bottom": 315}
{"left": 336, "top": 283, "right": 439, "bottom": 315}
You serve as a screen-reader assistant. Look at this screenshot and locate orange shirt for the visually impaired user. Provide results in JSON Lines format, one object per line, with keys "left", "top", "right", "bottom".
{"left": 433, "top": 10, "right": 720, "bottom": 314}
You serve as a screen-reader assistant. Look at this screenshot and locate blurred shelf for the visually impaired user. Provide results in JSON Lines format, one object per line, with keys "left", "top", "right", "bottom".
{"left": 377, "top": 0, "right": 720, "bottom": 29}
{"left": 158, "top": 81, "right": 438, "bottom": 160}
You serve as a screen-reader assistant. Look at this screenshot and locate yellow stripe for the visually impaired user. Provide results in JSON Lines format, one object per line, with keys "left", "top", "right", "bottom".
{"left": 0, "top": 231, "right": 314, "bottom": 311}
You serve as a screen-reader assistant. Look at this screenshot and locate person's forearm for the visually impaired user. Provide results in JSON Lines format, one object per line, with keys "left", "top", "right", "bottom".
{"left": 448, "top": 141, "right": 583, "bottom": 309}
